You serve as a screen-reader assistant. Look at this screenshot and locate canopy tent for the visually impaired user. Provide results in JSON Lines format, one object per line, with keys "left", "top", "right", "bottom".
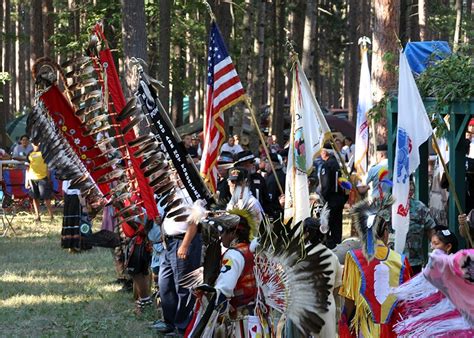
{"left": 404, "top": 41, "right": 451, "bottom": 75}
{"left": 6, "top": 114, "right": 28, "bottom": 144}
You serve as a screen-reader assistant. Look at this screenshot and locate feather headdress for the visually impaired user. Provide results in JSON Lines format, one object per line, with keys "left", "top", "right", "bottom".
{"left": 255, "top": 218, "right": 333, "bottom": 335}
{"left": 351, "top": 195, "right": 394, "bottom": 261}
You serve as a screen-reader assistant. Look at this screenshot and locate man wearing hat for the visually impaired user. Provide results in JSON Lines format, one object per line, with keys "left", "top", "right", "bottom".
{"left": 234, "top": 150, "right": 269, "bottom": 213}
{"left": 227, "top": 167, "right": 264, "bottom": 227}
{"left": 265, "top": 153, "right": 286, "bottom": 220}
{"left": 361, "top": 144, "right": 391, "bottom": 200}
{"left": 320, "top": 143, "right": 348, "bottom": 249}
{"left": 216, "top": 151, "right": 233, "bottom": 204}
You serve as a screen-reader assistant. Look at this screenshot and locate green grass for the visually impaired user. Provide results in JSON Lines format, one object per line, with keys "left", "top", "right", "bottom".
{"left": 0, "top": 210, "right": 159, "bottom": 337}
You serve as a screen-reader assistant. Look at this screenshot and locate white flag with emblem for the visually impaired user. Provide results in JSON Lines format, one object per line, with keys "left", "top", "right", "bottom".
{"left": 392, "top": 51, "right": 432, "bottom": 253}
{"left": 354, "top": 47, "right": 372, "bottom": 175}
{"left": 284, "top": 60, "right": 332, "bottom": 225}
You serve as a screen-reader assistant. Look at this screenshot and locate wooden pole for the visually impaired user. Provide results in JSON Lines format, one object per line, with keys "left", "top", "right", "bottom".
{"left": 244, "top": 96, "right": 284, "bottom": 196}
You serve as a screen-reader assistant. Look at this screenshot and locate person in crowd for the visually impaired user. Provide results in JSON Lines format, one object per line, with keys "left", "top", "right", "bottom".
{"left": 404, "top": 179, "right": 436, "bottom": 274}
{"left": 342, "top": 136, "right": 354, "bottom": 163}
{"left": 216, "top": 151, "right": 233, "bottom": 206}
{"left": 234, "top": 150, "right": 269, "bottom": 213}
{"left": 265, "top": 153, "right": 286, "bottom": 221}
{"left": 185, "top": 212, "right": 259, "bottom": 337}
{"left": 342, "top": 136, "right": 355, "bottom": 172}
{"left": 303, "top": 216, "right": 342, "bottom": 337}
{"left": 458, "top": 210, "right": 474, "bottom": 248}
{"left": 334, "top": 138, "right": 343, "bottom": 153}
{"left": 358, "top": 144, "right": 390, "bottom": 200}
{"left": 183, "top": 134, "right": 198, "bottom": 159}
{"left": 0, "top": 146, "right": 10, "bottom": 160}
{"left": 220, "top": 136, "right": 243, "bottom": 156}
{"left": 152, "top": 187, "right": 202, "bottom": 334}
{"left": 26, "top": 142, "right": 54, "bottom": 222}
{"left": 233, "top": 134, "right": 240, "bottom": 146}
{"left": 266, "top": 134, "right": 281, "bottom": 154}
{"left": 11, "top": 135, "right": 33, "bottom": 162}
{"left": 120, "top": 213, "right": 153, "bottom": 314}
{"left": 147, "top": 215, "right": 164, "bottom": 304}
{"left": 61, "top": 180, "right": 92, "bottom": 252}
{"left": 227, "top": 167, "right": 264, "bottom": 229}
{"left": 430, "top": 226, "right": 458, "bottom": 254}
{"left": 339, "top": 198, "right": 412, "bottom": 338}
{"left": 191, "top": 134, "right": 202, "bottom": 158}
{"left": 393, "top": 248, "right": 474, "bottom": 337}
{"left": 441, "top": 138, "right": 474, "bottom": 215}
{"left": 319, "top": 143, "right": 348, "bottom": 249}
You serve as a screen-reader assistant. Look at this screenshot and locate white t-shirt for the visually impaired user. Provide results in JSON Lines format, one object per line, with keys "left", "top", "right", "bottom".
{"left": 220, "top": 143, "right": 243, "bottom": 155}
{"left": 214, "top": 248, "right": 245, "bottom": 298}
{"left": 162, "top": 187, "right": 193, "bottom": 236}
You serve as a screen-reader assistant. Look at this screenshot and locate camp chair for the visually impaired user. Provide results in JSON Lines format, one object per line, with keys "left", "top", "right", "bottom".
{"left": 2, "top": 168, "right": 32, "bottom": 219}
{"left": 0, "top": 187, "right": 16, "bottom": 236}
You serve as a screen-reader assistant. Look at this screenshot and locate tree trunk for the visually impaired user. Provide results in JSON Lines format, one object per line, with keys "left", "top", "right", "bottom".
{"left": 121, "top": 0, "right": 148, "bottom": 98}
{"left": 17, "top": 3, "right": 27, "bottom": 112}
{"left": 158, "top": 0, "right": 171, "bottom": 113}
{"left": 453, "top": 0, "right": 462, "bottom": 51}
{"left": 9, "top": 1, "right": 16, "bottom": 116}
{"left": 253, "top": 0, "right": 266, "bottom": 113}
{"left": 465, "top": 0, "right": 472, "bottom": 43}
{"left": 290, "top": 0, "right": 306, "bottom": 55}
{"left": 372, "top": 0, "right": 400, "bottom": 144}
{"left": 372, "top": 0, "right": 400, "bottom": 102}
{"left": 271, "top": 0, "right": 286, "bottom": 142}
{"left": 302, "top": 0, "right": 317, "bottom": 94}
{"left": 418, "top": 0, "right": 430, "bottom": 40}
{"left": 346, "top": 0, "right": 360, "bottom": 122}
{"left": 0, "top": 0, "right": 11, "bottom": 145}
{"left": 233, "top": 0, "right": 254, "bottom": 138}
{"left": 24, "top": 4, "right": 31, "bottom": 105}
{"left": 171, "top": 42, "right": 185, "bottom": 127}
{"left": 31, "top": 0, "right": 44, "bottom": 64}
{"left": 42, "top": 0, "right": 54, "bottom": 58}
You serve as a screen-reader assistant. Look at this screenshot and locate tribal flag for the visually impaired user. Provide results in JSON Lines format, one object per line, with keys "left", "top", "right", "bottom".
{"left": 354, "top": 46, "right": 372, "bottom": 175}
{"left": 200, "top": 21, "right": 245, "bottom": 193}
{"left": 392, "top": 51, "right": 432, "bottom": 253}
{"left": 284, "top": 60, "right": 332, "bottom": 225}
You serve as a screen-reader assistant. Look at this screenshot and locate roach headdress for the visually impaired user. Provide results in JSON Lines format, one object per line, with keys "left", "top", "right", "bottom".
{"left": 351, "top": 196, "right": 394, "bottom": 261}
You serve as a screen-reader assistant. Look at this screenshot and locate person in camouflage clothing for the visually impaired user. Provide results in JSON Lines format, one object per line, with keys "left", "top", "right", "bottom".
{"left": 404, "top": 180, "right": 436, "bottom": 273}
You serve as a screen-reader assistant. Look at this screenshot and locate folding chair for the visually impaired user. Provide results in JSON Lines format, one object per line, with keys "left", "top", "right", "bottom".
{"left": 2, "top": 168, "right": 32, "bottom": 220}
{"left": 0, "top": 188, "right": 16, "bottom": 236}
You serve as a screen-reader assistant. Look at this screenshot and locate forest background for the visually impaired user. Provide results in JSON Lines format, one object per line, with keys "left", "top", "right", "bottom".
{"left": 0, "top": 0, "right": 472, "bottom": 149}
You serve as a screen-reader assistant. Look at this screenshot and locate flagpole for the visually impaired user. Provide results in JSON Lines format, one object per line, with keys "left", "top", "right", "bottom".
{"left": 244, "top": 96, "right": 284, "bottom": 196}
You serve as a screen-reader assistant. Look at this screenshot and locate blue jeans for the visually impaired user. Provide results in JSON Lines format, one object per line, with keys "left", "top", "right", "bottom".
{"left": 158, "top": 233, "right": 202, "bottom": 331}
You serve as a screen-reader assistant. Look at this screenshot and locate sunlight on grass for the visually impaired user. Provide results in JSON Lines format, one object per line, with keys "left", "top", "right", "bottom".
{"left": 0, "top": 210, "right": 158, "bottom": 337}
{"left": 1, "top": 294, "right": 92, "bottom": 308}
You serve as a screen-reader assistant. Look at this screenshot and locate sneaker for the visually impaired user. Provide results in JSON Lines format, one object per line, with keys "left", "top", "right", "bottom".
{"left": 150, "top": 320, "right": 175, "bottom": 334}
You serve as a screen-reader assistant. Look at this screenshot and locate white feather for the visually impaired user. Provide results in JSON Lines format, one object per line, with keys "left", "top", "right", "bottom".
{"left": 186, "top": 199, "right": 207, "bottom": 224}
{"left": 374, "top": 262, "right": 390, "bottom": 304}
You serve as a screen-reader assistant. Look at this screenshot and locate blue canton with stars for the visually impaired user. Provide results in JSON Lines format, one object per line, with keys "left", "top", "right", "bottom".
{"left": 207, "top": 21, "right": 231, "bottom": 86}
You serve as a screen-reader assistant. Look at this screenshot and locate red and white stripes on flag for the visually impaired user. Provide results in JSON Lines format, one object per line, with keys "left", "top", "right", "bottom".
{"left": 200, "top": 21, "right": 245, "bottom": 193}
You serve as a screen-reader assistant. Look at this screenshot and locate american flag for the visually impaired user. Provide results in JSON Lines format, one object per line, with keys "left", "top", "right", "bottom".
{"left": 200, "top": 21, "right": 245, "bottom": 193}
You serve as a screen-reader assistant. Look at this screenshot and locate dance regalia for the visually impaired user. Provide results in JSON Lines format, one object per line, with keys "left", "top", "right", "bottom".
{"left": 185, "top": 241, "right": 262, "bottom": 338}
{"left": 339, "top": 241, "right": 411, "bottom": 337}
{"left": 393, "top": 249, "right": 474, "bottom": 337}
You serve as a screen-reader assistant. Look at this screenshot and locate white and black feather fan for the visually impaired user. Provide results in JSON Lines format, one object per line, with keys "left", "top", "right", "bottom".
{"left": 255, "top": 220, "right": 333, "bottom": 335}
